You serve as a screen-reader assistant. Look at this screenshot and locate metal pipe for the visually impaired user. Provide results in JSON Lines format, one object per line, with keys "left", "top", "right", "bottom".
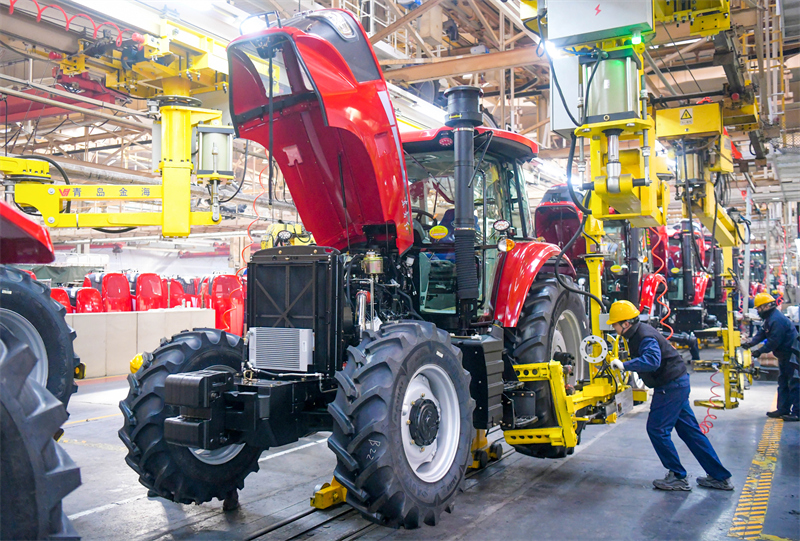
{"left": 356, "top": 290, "right": 368, "bottom": 336}
{"left": 0, "top": 86, "right": 149, "bottom": 130}
{"left": 0, "top": 73, "right": 150, "bottom": 118}
{"left": 643, "top": 50, "right": 677, "bottom": 97}
{"left": 606, "top": 130, "right": 622, "bottom": 192}
{"left": 649, "top": 89, "right": 726, "bottom": 105}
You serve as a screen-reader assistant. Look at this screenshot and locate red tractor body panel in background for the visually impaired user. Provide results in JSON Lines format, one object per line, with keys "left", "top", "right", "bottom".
{"left": 135, "top": 273, "right": 165, "bottom": 311}
{"left": 639, "top": 273, "right": 665, "bottom": 313}
{"left": 492, "top": 242, "right": 575, "bottom": 328}
{"left": 50, "top": 287, "right": 73, "bottom": 313}
{"left": 693, "top": 274, "right": 710, "bottom": 306}
{"left": 228, "top": 11, "right": 413, "bottom": 254}
{"left": 76, "top": 288, "right": 103, "bottom": 313}
{"left": 0, "top": 201, "right": 55, "bottom": 264}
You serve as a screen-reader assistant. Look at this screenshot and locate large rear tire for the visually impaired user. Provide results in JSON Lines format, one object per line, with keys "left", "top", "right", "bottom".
{"left": 0, "top": 328, "right": 81, "bottom": 540}
{"left": 328, "top": 322, "right": 474, "bottom": 529}
{"left": 505, "top": 276, "right": 589, "bottom": 459}
{"left": 0, "top": 266, "right": 79, "bottom": 407}
{"left": 118, "top": 328, "right": 261, "bottom": 504}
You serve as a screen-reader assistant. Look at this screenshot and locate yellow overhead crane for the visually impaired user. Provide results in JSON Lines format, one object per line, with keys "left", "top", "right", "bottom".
{"left": 3, "top": 18, "right": 237, "bottom": 237}
{"left": 508, "top": 0, "right": 755, "bottom": 453}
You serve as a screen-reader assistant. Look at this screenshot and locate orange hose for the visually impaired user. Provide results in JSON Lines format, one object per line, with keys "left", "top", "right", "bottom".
{"left": 237, "top": 165, "right": 269, "bottom": 276}
{"left": 699, "top": 371, "right": 721, "bottom": 434}
{"left": 649, "top": 229, "right": 674, "bottom": 340}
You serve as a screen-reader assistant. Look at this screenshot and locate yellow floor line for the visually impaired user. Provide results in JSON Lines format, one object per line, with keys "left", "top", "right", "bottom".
{"left": 727, "top": 406, "right": 784, "bottom": 540}
{"left": 64, "top": 412, "right": 122, "bottom": 426}
{"left": 59, "top": 438, "right": 127, "bottom": 453}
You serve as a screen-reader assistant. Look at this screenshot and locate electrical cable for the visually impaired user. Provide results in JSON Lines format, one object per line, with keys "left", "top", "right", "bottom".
{"left": 660, "top": 21, "right": 703, "bottom": 93}
{"left": 220, "top": 140, "right": 249, "bottom": 203}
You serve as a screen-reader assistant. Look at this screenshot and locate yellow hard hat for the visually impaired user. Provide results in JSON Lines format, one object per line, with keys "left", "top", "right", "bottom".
{"left": 607, "top": 300, "right": 641, "bottom": 325}
{"left": 754, "top": 292, "right": 776, "bottom": 308}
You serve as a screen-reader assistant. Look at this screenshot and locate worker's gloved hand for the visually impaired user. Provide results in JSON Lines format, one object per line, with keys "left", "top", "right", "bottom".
{"left": 751, "top": 349, "right": 764, "bottom": 359}
{"left": 610, "top": 359, "right": 625, "bottom": 372}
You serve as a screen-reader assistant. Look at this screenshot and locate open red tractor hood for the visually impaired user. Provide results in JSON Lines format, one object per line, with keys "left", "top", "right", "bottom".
{"left": 228, "top": 10, "right": 413, "bottom": 253}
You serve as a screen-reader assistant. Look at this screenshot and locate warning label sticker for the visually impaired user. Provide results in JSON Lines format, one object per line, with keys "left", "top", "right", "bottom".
{"left": 680, "top": 108, "right": 693, "bottom": 125}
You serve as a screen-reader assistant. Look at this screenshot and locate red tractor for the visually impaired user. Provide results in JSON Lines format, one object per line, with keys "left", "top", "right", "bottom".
{"left": 0, "top": 200, "right": 81, "bottom": 539}
{"left": 119, "top": 10, "right": 596, "bottom": 529}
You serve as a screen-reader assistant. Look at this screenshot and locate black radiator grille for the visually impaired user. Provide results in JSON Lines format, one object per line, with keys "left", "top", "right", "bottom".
{"left": 247, "top": 246, "right": 343, "bottom": 375}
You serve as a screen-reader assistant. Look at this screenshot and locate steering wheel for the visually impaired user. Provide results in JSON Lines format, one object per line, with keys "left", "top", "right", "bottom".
{"left": 412, "top": 208, "right": 438, "bottom": 230}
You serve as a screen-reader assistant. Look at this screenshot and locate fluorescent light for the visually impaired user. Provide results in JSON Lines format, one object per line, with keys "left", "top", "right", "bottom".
{"left": 239, "top": 15, "right": 268, "bottom": 35}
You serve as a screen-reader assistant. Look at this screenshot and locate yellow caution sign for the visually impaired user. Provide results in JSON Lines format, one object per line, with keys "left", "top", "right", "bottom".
{"left": 680, "top": 108, "right": 693, "bottom": 125}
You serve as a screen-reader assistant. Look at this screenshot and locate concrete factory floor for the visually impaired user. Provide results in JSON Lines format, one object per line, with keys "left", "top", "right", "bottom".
{"left": 60, "top": 347, "right": 799, "bottom": 541}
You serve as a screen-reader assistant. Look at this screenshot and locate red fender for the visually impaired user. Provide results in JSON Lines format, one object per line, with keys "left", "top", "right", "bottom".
{"left": 492, "top": 241, "right": 575, "bottom": 328}
{"left": 692, "top": 275, "right": 709, "bottom": 306}
{"left": 639, "top": 273, "right": 664, "bottom": 313}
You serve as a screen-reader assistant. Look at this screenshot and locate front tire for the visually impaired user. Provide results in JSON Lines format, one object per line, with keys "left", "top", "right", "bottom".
{"left": 0, "top": 328, "right": 81, "bottom": 540}
{"left": 506, "top": 276, "right": 589, "bottom": 459}
{"left": 118, "top": 328, "right": 261, "bottom": 504}
{"left": 0, "top": 266, "right": 79, "bottom": 407}
{"left": 328, "top": 322, "right": 474, "bottom": 529}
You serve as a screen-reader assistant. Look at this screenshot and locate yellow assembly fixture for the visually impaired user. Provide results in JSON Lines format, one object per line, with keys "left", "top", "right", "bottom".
{"left": 6, "top": 18, "right": 240, "bottom": 238}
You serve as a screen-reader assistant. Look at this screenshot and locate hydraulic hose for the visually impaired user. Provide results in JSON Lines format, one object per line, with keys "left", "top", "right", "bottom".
{"left": 566, "top": 133, "right": 590, "bottom": 215}
{"left": 648, "top": 229, "right": 674, "bottom": 339}
{"left": 553, "top": 211, "right": 605, "bottom": 313}
{"left": 16, "top": 154, "right": 71, "bottom": 214}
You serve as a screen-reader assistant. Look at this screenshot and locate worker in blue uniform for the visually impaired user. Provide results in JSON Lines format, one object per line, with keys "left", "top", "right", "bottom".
{"left": 744, "top": 293, "right": 800, "bottom": 422}
{"left": 608, "top": 301, "right": 734, "bottom": 491}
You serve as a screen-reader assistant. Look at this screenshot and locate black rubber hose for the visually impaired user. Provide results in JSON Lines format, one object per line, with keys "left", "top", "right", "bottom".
{"left": 553, "top": 212, "right": 606, "bottom": 313}
{"left": 220, "top": 140, "right": 249, "bottom": 203}
{"left": 17, "top": 154, "right": 71, "bottom": 214}
{"left": 345, "top": 254, "right": 364, "bottom": 310}
{"left": 565, "top": 133, "right": 590, "bottom": 215}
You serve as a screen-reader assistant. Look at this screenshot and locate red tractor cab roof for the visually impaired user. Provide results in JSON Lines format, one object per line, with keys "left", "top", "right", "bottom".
{"left": 401, "top": 126, "right": 538, "bottom": 160}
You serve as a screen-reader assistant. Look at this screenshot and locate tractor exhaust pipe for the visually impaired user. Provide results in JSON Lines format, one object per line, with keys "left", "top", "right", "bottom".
{"left": 444, "top": 85, "right": 483, "bottom": 330}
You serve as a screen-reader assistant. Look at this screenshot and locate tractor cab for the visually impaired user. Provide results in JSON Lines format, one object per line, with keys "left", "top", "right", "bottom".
{"left": 401, "top": 127, "right": 537, "bottom": 325}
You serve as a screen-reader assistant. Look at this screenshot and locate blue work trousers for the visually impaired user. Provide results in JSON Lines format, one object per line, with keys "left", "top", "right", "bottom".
{"left": 646, "top": 374, "right": 732, "bottom": 480}
{"left": 777, "top": 354, "right": 800, "bottom": 416}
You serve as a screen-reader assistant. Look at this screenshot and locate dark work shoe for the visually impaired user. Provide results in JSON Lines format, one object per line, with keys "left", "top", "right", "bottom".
{"left": 781, "top": 415, "right": 799, "bottom": 422}
{"left": 767, "top": 410, "right": 786, "bottom": 418}
{"left": 653, "top": 471, "right": 691, "bottom": 491}
{"left": 697, "top": 476, "right": 734, "bottom": 491}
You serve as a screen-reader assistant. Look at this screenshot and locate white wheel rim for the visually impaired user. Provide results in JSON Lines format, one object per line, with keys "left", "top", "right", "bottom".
{"left": 0, "top": 308, "right": 48, "bottom": 386}
{"left": 552, "top": 309, "right": 584, "bottom": 380}
{"left": 188, "top": 364, "right": 245, "bottom": 465}
{"left": 400, "top": 363, "right": 460, "bottom": 483}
